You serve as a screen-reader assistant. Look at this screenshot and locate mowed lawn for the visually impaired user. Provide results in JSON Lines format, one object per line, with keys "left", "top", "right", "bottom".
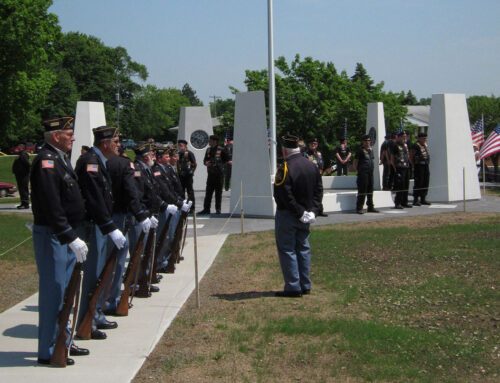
{"left": 134, "top": 212, "right": 499, "bottom": 383}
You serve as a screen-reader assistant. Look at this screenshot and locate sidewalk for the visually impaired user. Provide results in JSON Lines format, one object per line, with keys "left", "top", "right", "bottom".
{"left": 0, "top": 190, "right": 498, "bottom": 383}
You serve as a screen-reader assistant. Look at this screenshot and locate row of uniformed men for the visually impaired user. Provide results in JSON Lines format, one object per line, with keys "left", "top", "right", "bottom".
{"left": 31, "top": 116, "right": 192, "bottom": 366}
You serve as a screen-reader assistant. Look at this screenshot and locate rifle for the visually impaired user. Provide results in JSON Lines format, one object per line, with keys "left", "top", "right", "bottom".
{"left": 173, "top": 211, "right": 189, "bottom": 263}
{"left": 115, "top": 231, "right": 145, "bottom": 316}
{"left": 50, "top": 263, "right": 82, "bottom": 367}
{"left": 178, "top": 214, "right": 189, "bottom": 263}
{"left": 76, "top": 246, "right": 118, "bottom": 340}
{"left": 151, "top": 214, "right": 172, "bottom": 284}
{"left": 135, "top": 227, "right": 156, "bottom": 298}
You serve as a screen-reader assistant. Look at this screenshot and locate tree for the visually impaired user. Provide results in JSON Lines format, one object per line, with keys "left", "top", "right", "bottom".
{"left": 467, "top": 95, "right": 500, "bottom": 134}
{"left": 181, "top": 83, "right": 202, "bottom": 106}
{"left": 0, "top": 0, "right": 61, "bottom": 147}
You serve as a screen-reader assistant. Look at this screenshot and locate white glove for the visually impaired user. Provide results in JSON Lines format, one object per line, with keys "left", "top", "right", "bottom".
{"left": 299, "top": 211, "right": 310, "bottom": 224}
{"left": 181, "top": 201, "right": 191, "bottom": 212}
{"left": 139, "top": 217, "right": 151, "bottom": 233}
{"left": 69, "top": 237, "right": 88, "bottom": 263}
{"left": 167, "top": 204, "right": 178, "bottom": 215}
{"left": 307, "top": 211, "right": 316, "bottom": 224}
{"left": 109, "top": 229, "right": 126, "bottom": 249}
{"left": 150, "top": 216, "right": 159, "bottom": 229}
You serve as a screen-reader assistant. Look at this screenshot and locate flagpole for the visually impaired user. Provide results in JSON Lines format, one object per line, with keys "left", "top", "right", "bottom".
{"left": 268, "top": 0, "right": 277, "bottom": 178}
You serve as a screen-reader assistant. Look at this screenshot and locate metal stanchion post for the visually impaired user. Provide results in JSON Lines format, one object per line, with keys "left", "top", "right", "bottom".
{"left": 240, "top": 180, "right": 244, "bottom": 235}
{"left": 193, "top": 211, "right": 200, "bottom": 309}
{"left": 482, "top": 160, "right": 486, "bottom": 195}
{"left": 463, "top": 167, "right": 466, "bottom": 212}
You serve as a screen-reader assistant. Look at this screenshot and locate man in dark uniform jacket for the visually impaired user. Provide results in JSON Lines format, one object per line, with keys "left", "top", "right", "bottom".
{"left": 335, "top": 137, "right": 351, "bottom": 175}
{"left": 75, "top": 126, "right": 126, "bottom": 338}
{"left": 379, "top": 134, "right": 394, "bottom": 190}
{"left": 199, "top": 135, "right": 228, "bottom": 215}
{"left": 354, "top": 135, "right": 380, "bottom": 214}
{"left": 128, "top": 143, "right": 161, "bottom": 293}
{"left": 177, "top": 139, "right": 197, "bottom": 210}
{"left": 31, "top": 116, "right": 89, "bottom": 365}
{"left": 391, "top": 131, "right": 412, "bottom": 209}
{"left": 223, "top": 137, "right": 233, "bottom": 191}
{"left": 411, "top": 132, "right": 431, "bottom": 206}
{"left": 12, "top": 143, "right": 31, "bottom": 209}
{"left": 274, "top": 134, "right": 323, "bottom": 297}
{"left": 103, "top": 147, "right": 151, "bottom": 314}
{"left": 306, "top": 137, "right": 327, "bottom": 217}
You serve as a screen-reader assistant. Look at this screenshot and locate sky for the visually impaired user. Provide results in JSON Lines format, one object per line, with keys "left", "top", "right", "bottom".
{"left": 49, "top": 0, "right": 500, "bottom": 106}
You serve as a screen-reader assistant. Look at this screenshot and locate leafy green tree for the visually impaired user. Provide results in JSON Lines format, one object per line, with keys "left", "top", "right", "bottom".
{"left": 210, "top": 97, "right": 235, "bottom": 139}
{"left": 467, "top": 95, "right": 500, "bottom": 134}
{"left": 123, "top": 85, "right": 191, "bottom": 141}
{"left": 181, "top": 83, "right": 202, "bottom": 106}
{"left": 0, "top": 0, "right": 61, "bottom": 147}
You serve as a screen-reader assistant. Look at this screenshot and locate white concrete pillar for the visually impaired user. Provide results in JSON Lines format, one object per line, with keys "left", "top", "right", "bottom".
{"left": 427, "top": 94, "right": 481, "bottom": 202}
{"left": 365, "top": 102, "right": 386, "bottom": 190}
{"left": 177, "top": 106, "right": 213, "bottom": 190}
{"left": 71, "top": 101, "right": 106, "bottom": 168}
{"left": 229, "top": 91, "right": 275, "bottom": 217}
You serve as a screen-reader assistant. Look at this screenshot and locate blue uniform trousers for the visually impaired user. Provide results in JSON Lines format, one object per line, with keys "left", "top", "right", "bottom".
{"left": 104, "top": 213, "right": 130, "bottom": 311}
{"left": 275, "top": 209, "right": 312, "bottom": 293}
{"left": 76, "top": 223, "right": 108, "bottom": 329}
{"left": 163, "top": 210, "right": 181, "bottom": 267}
{"left": 33, "top": 225, "right": 76, "bottom": 360}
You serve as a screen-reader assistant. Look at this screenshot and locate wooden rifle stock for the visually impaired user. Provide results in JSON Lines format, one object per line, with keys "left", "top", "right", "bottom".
{"left": 173, "top": 211, "right": 188, "bottom": 263}
{"left": 135, "top": 227, "right": 156, "bottom": 297}
{"left": 179, "top": 214, "right": 189, "bottom": 262}
{"left": 115, "top": 231, "right": 145, "bottom": 316}
{"left": 151, "top": 214, "right": 172, "bottom": 283}
{"left": 50, "top": 263, "right": 82, "bottom": 367}
{"left": 76, "top": 247, "right": 118, "bottom": 339}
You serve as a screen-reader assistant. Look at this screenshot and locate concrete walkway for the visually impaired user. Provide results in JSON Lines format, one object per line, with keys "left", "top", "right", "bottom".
{"left": 0, "top": 190, "right": 499, "bottom": 383}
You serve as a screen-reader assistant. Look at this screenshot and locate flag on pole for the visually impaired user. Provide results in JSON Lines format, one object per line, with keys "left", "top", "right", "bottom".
{"left": 470, "top": 115, "right": 485, "bottom": 148}
{"left": 479, "top": 125, "right": 500, "bottom": 159}
{"left": 343, "top": 118, "right": 348, "bottom": 139}
{"left": 397, "top": 119, "right": 404, "bottom": 135}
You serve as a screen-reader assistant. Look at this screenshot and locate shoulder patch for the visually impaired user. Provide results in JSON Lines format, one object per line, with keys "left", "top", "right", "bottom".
{"left": 153, "top": 171, "right": 161, "bottom": 177}
{"left": 87, "top": 164, "right": 98, "bottom": 172}
{"left": 41, "top": 160, "right": 54, "bottom": 169}
{"left": 134, "top": 170, "right": 141, "bottom": 178}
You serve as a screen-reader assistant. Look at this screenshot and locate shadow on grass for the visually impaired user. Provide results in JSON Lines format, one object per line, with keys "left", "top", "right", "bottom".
{"left": 213, "top": 290, "right": 276, "bottom": 301}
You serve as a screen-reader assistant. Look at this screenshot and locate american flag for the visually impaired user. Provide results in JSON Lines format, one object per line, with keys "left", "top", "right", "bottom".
{"left": 470, "top": 116, "right": 485, "bottom": 148}
{"left": 479, "top": 125, "right": 500, "bottom": 159}
{"left": 343, "top": 118, "right": 348, "bottom": 139}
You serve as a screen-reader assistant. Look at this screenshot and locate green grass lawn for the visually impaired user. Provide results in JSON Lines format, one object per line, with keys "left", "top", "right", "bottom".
{"left": 0, "top": 155, "right": 17, "bottom": 184}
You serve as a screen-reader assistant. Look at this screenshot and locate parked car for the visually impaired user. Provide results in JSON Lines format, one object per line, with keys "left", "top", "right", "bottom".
{"left": 8, "top": 144, "right": 24, "bottom": 155}
{"left": 121, "top": 139, "right": 136, "bottom": 148}
{"left": 0, "top": 182, "right": 17, "bottom": 197}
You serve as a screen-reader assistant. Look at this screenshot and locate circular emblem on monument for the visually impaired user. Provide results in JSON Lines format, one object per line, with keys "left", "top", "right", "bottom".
{"left": 368, "top": 127, "right": 377, "bottom": 147}
{"left": 190, "top": 130, "right": 209, "bottom": 149}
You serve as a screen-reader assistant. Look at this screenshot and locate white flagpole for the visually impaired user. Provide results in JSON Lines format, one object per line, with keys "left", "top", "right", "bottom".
{"left": 268, "top": 0, "right": 277, "bottom": 178}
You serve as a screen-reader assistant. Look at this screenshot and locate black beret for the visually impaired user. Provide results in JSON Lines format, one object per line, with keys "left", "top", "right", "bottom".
{"left": 281, "top": 134, "right": 299, "bottom": 149}
{"left": 209, "top": 135, "right": 218, "bottom": 141}
{"left": 418, "top": 132, "right": 427, "bottom": 138}
{"left": 308, "top": 137, "right": 318, "bottom": 144}
{"left": 42, "top": 116, "right": 74, "bottom": 132}
{"left": 397, "top": 130, "right": 407, "bottom": 137}
{"left": 93, "top": 126, "right": 119, "bottom": 141}
{"left": 362, "top": 134, "right": 371, "bottom": 141}
{"left": 134, "top": 143, "right": 154, "bottom": 156}
{"left": 81, "top": 145, "right": 90, "bottom": 151}
{"left": 177, "top": 139, "right": 188, "bottom": 145}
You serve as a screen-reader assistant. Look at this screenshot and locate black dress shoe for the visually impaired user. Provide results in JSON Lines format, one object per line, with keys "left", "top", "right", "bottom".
{"left": 302, "top": 289, "right": 311, "bottom": 295}
{"left": 421, "top": 200, "right": 431, "bottom": 205}
{"left": 69, "top": 344, "right": 89, "bottom": 356}
{"left": 197, "top": 210, "right": 210, "bottom": 215}
{"left": 150, "top": 285, "right": 160, "bottom": 293}
{"left": 356, "top": 209, "right": 364, "bottom": 214}
{"left": 367, "top": 207, "right": 380, "bottom": 213}
{"left": 215, "top": 210, "right": 221, "bottom": 214}
{"left": 96, "top": 319, "right": 118, "bottom": 330}
{"left": 275, "top": 291, "right": 302, "bottom": 298}
{"left": 38, "top": 357, "right": 74, "bottom": 366}
{"left": 17, "top": 204, "right": 29, "bottom": 209}
{"left": 90, "top": 329, "right": 107, "bottom": 339}
{"left": 318, "top": 212, "right": 328, "bottom": 217}
{"left": 395, "top": 205, "right": 403, "bottom": 209}
{"left": 402, "top": 204, "right": 413, "bottom": 208}
{"left": 413, "top": 201, "right": 421, "bottom": 206}
{"left": 179, "top": 256, "right": 184, "bottom": 261}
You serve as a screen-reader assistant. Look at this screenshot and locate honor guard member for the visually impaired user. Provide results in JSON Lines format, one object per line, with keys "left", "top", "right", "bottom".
{"left": 128, "top": 143, "right": 161, "bottom": 292}
{"left": 223, "top": 137, "right": 233, "bottom": 191}
{"left": 152, "top": 147, "right": 181, "bottom": 270}
{"left": 75, "top": 126, "right": 126, "bottom": 339}
{"left": 31, "top": 116, "right": 89, "bottom": 365}
{"left": 274, "top": 134, "right": 323, "bottom": 297}
{"left": 411, "top": 132, "right": 431, "bottom": 206}
{"left": 162, "top": 148, "right": 191, "bottom": 272}
{"left": 12, "top": 143, "right": 31, "bottom": 209}
{"left": 198, "top": 135, "right": 229, "bottom": 215}
{"left": 380, "top": 134, "right": 393, "bottom": 190}
{"left": 103, "top": 149, "right": 152, "bottom": 315}
{"left": 306, "top": 137, "right": 328, "bottom": 217}
{"left": 335, "top": 137, "right": 351, "bottom": 175}
{"left": 391, "top": 130, "right": 412, "bottom": 209}
{"left": 354, "top": 135, "right": 380, "bottom": 214}
{"left": 177, "top": 139, "right": 197, "bottom": 211}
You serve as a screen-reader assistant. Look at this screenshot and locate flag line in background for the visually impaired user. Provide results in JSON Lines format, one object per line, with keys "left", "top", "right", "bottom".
{"left": 479, "top": 125, "right": 500, "bottom": 159}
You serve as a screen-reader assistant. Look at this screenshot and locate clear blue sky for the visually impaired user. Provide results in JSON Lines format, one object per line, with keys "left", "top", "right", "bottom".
{"left": 49, "top": 0, "right": 500, "bottom": 105}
